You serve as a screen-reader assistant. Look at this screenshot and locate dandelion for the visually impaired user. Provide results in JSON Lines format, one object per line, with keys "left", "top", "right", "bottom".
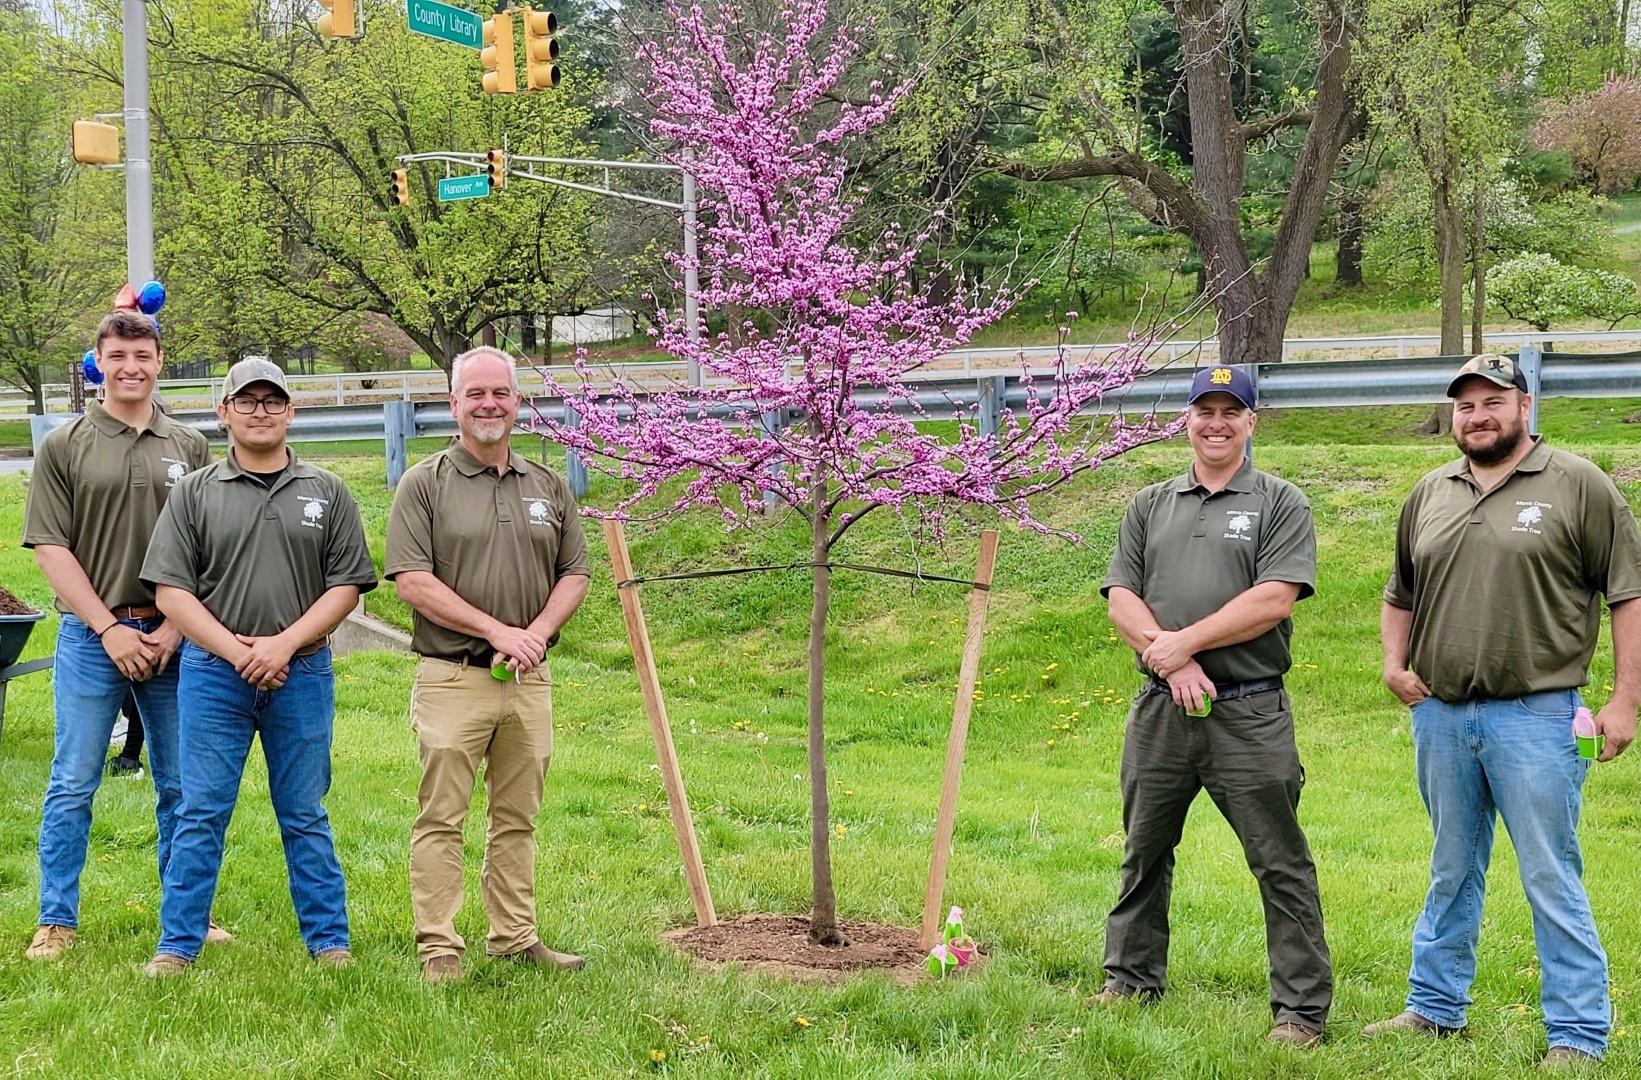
{"left": 836, "top": 824, "right": 847, "bottom": 835}
{"left": 794, "top": 1016, "right": 812, "bottom": 1028}
{"left": 639, "top": 803, "right": 649, "bottom": 812}
{"left": 650, "top": 1049, "right": 668, "bottom": 1063}
{"left": 1047, "top": 738, "right": 1056, "bottom": 746}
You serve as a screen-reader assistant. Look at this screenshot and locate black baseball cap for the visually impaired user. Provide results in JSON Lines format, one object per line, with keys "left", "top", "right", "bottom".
{"left": 1186, "top": 366, "right": 1256, "bottom": 409}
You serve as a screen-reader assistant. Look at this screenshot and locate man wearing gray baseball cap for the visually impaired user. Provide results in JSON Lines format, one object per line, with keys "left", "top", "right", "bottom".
{"left": 138, "top": 356, "right": 377, "bottom": 976}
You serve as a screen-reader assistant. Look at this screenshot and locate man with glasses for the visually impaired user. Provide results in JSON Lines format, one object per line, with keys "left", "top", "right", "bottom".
{"left": 21, "top": 310, "right": 210, "bottom": 960}
{"left": 138, "top": 359, "right": 377, "bottom": 976}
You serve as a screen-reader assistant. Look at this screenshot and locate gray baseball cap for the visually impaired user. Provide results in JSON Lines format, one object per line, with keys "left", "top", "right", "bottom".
{"left": 222, "top": 357, "right": 289, "bottom": 402}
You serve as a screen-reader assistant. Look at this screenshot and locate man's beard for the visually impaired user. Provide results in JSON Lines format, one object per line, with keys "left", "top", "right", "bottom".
{"left": 467, "top": 416, "right": 510, "bottom": 445}
{"left": 1457, "top": 421, "right": 1524, "bottom": 467}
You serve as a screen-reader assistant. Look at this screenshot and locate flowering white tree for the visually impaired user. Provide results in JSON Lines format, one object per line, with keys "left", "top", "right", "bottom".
{"left": 534, "top": 0, "right": 1183, "bottom": 944}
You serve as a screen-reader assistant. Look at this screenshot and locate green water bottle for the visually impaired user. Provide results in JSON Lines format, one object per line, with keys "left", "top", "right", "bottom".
{"left": 1185, "top": 691, "right": 1211, "bottom": 718}
{"left": 491, "top": 657, "right": 515, "bottom": 681}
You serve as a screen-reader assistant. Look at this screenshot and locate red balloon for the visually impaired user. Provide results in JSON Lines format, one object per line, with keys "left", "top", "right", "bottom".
{"left": 114, "top": 283, "right": 138, "bottom": 310}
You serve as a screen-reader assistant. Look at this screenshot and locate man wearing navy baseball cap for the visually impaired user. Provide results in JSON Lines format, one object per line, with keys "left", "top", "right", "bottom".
{"left": 1095, "top": 364, "right": 1332, "bottom": 1046}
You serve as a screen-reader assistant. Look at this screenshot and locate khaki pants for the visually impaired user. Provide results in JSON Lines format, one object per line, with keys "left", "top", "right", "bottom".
{"left": 409, "top": 657, "right": 553, "bottom": 961}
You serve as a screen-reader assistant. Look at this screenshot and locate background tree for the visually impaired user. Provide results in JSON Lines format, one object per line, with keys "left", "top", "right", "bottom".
{"left": 1532, "top": 77, "right": 1641, "bottom": 194}
{"left": 1474, "top": 252, "right": 1640, "bottom": 331}
{"left": 536, "top": 0, "right": 1185, "bottom": 945}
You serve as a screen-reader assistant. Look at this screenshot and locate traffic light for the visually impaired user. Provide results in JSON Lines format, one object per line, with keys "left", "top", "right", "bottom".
{"left": 521, "top": 8, "right": 561, "bottom": 91}
{"left": 481, "top": 12, "right": 518, "bottom": 95}
{"left": 72, "top": 120, "right": 121, "bottom": 165}
{"left": 317, "top": 0, "right": 357, "bottom": 39}
{"left": 484, "top": 150, "right": 506, "bottom": 191}
{"left": 390, "top": 168, "right": 410, "bottom": 207}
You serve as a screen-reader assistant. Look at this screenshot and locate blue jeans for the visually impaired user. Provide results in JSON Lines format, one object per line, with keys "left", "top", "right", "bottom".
{"left": 1407, "top": 689, "right": 1608, "bottom": 1058}
{"left": 156, "top": 641, "right": 348, "bottom": 961}
{"left": 37, "top": 613, "right": 181, "bottom": 928}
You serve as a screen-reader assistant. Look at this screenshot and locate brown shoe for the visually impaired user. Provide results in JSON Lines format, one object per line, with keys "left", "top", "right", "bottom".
{"left": 1087, "top": 986, "right": 1158, "bottom": 1007}
{"left": 499, "top": 941, "right": 584, "bottom": 971}
{"left": 25, "top": 925, "right": 76, "bottom": 961}
{"left": 422, "top": 954, "right": 463, "bottom": 985}
{"left": 1362, "top": 1010, "right": 1461, "bottom": 1038}
{"left": 205, "top": 919, "right": 233, "bottom": 946}
{"left": 144, "top": 953, "right": 191, "bottom": 978}
{"left": 1268, "top": 1023, "right": 1324, "bottom": 1048}
{"left": 1540, "top": 1046, "right": 1599, "bottom": 1070}
{"left": 314, "top": 947, "right": 352, "bottom": 969}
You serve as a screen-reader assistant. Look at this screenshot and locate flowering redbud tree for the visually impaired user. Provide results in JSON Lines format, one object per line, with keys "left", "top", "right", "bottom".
{"left": 533, "top": 0, "right": 1183, "bottom": 945}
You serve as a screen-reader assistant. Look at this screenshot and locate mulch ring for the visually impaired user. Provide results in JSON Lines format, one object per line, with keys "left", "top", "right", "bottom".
{"left": 663, "top": 915, "right": 965, "bottom": 985}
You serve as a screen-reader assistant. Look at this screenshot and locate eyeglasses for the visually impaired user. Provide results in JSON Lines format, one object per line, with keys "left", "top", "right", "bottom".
{"left": 228, "top": 396, "right": 290, "bottom": 415}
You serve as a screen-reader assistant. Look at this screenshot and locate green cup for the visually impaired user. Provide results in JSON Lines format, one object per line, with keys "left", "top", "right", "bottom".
{"left": 1185, "top": 692, "right": 1211, "bottom": 718}
{"left": 491, "top": 661, "right": 514, "bottom": 682}
{"left": 1577, "top": 733, "right": 1605, "bottom": 761}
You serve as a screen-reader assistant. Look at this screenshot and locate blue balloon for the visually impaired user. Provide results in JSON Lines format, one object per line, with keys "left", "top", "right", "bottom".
{"left": 136, "top": 280, "right": 166, "bottom": 315}
{"left": 82, "top": 349, "right": 104, "bottom": 385}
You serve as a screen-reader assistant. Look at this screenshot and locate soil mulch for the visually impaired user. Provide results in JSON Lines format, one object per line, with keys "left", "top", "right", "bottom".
{"left": 663, "top": 915, "right": 941, "bottom": 984}
{"left": 0, "top": 587, "right": 39, "bottom": 616}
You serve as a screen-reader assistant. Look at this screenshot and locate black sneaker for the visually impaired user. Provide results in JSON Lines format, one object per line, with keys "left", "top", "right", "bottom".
{"left": 106, "top": 755, "right": 144, "bottom": 780}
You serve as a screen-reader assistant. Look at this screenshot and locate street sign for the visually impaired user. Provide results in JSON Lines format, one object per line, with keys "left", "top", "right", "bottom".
{"left": 406, "top": 0, "right": 484, "bottom": 50}
{"left": 437, "top": 175, "right": 491, "bottom": 202}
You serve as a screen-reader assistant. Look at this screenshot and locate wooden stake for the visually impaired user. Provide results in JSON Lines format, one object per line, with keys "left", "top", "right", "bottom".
{"left": 920, "top": 530, "right": 1000, "bottom": 950}
{"left": 605, "top": 519, "right": 716, "bottom": 927}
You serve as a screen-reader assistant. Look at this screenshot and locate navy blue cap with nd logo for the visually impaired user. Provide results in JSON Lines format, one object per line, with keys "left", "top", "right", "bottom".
{"left": 1186, "top": 366, "right": 1256, "bottom": 409}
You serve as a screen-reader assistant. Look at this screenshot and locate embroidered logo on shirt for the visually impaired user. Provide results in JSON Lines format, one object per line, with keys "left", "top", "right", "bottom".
{"left": 1513, "top": 501, "right": 1550, "bottom": 535}
{"left": 161, "top": 458, "right": 188, "bottom": 487}
{"left": 1223, "top": 509, "right": 1258, "bottom": 541}
{"left": 297, "top": 495, "right": 329, "bottom": 529}
{"left": 524, "top": 498, "right": 550, "bottom": 525}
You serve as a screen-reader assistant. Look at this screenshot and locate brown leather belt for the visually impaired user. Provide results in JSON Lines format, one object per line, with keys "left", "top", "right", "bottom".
{"left": 110, "top": 605, "right": 160, "bottom": 620}
{"left": 294, "top": 636, "right": 330, "bottom": 657}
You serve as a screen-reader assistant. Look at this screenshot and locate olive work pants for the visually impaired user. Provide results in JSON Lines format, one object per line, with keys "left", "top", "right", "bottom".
{"left": 409, "top": 657, "right": 554, "bottom": 962}
{"left": 1102, "top": 685, "right": 1333, "bottom": 1031}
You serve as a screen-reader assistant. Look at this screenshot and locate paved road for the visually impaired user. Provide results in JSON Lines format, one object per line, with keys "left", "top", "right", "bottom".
{"left": 1616, "top": 222, "right": 1641, "bottom": 234}
{"left": 0, "top": 459, "right": 33, "bottom": 475}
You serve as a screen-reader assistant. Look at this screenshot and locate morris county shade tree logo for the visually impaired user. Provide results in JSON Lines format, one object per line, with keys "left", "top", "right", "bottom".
{"left": 524, "top": 498, "right": 550, "bottom": 525}
{"left": 297, "top": 495, "right": 329, "bottom": 529}
{"left": 162, "top": 458, "right": 187, "bottom": 487}
{"left": 1223, "top": 509, "right": 1257, "bottom": 541}
{"left": 1512, "top": 501, "right": 1550, "bottom": 535}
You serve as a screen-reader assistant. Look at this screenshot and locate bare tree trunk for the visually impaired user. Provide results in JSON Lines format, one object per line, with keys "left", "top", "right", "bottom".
{"left": 1470, "top": 176, "right": 1485, "bottom": 355}
{"left": 806, "top": 454, "right": 845, "bottom": 946}
{"left": 1336, "top": 184, "right": 1365, "bottom": 286}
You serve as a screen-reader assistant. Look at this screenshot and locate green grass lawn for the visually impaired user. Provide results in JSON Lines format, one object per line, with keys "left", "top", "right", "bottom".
{"left": 0, "top": 431, "right": 1637, "bottom": 1078}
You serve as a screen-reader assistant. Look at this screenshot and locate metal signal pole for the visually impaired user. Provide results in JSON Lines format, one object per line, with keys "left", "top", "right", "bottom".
{"left": 122, "top": 0, "right": 155, "bottom": 285}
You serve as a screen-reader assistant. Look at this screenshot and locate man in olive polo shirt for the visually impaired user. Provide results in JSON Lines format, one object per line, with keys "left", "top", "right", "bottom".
{"left": 1366, "top": 355, "right": 1641, "bottom": 1067}
{"left": 385, "top": 346, "right": 590, "bottom": 985}
{"left": 138, "top": 358, "right": 377, "bottom": 977}
{"left": 1096, "top": 366, "right": 1332, "bottom": 1047}
{"left": 20, "top": 310, "right": 211, "bottom": 961}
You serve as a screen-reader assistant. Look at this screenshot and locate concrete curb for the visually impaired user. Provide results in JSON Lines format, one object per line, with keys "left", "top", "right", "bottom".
{"left": 332, "top": 601, "right": 411, "bottom": 657}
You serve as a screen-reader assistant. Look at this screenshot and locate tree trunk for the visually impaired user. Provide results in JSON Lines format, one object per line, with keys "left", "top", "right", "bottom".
{"left": 1335, "top": 184, "right": 1365, "bottom": 286}
{"left": 521, "top": 315, "right": 537, "bottom": 358}
{"left": 1469, "top": 175, "right": 1485, "bottom": 355}
{"left": 1415, "top": 172, "right": 1464, "bottom": 436}
{"left": 806, "top": 455, "right": 845, "bottom": 945}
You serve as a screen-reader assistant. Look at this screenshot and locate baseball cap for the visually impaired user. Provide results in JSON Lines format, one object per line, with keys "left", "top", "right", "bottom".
{"left": 1446, "top": 353, "right": 1528, "bottom": 396}
{"left": 221, "top": 357, "right": 290, "bottom": 402}
{"left": 1186, "top": 366, "right": 1256, "bottom": 409}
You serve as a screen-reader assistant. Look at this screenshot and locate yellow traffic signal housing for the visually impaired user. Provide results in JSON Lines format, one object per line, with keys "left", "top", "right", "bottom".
{"left": 484, "top": 150, "right": 506, "bottom": 191}
{"left": 390, "top": 168, "right": 410, "bottom": 207}
{"left": 71, "top": 120, "right": 121, "bottom": 166}
{"left": 317, "top": 0, "right": 358, "bottom": 39}
{"left": 521, "top": 8, "right": 561, "bottom": 91}
{"left": 481, "top": 13, "right": 518, "bottom": 95}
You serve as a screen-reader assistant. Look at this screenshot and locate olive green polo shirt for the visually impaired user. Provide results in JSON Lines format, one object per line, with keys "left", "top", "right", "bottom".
{"left": 384, "top": 443, "right": 591, "bottom": 661}
{"left": 140, "top": 450, "right": 378, "bottom": 637}
{"left": 1384, "top": 437, "right": 1641, "bottom": 702}
{"left": 22, "top": 401, "right": 211, "bottom": 612}
{"left": 1102, "top": 459, "right": 1317, "bottom": 684}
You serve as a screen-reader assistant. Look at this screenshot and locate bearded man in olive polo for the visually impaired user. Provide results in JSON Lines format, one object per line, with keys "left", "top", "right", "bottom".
{"left": 385, "top": 346, "right": 590, "bottom": 985}
{"left": 21, "top": 310, "right": 210, "bottom": 961}
{"left": 1366, "top": 355, "right": 1641, "bottom": 1068}
{"left": 138, "top": 358, "right": 377, "bottom": 976}
{"left": 1095, "top": 366, "right": 1332, "bottom": 1048}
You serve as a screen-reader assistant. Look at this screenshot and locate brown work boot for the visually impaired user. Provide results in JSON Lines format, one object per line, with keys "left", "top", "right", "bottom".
{"left": 206, "top": 918, "right": 233, "bottom": 946}
{"left": 499, "top": 941, "right": 584, "bottom": 971}
{"left": 422, "top": 954, "right": 463, "bottom": 985}
{"left": 1362, "top": 1010, "right": 1461, "bottom": 1038}
{"left": 314, "top": 948, "right": 352, "bottom": 969}
{"left": 1540, "top": 1046, "right": 1599, "bottom": 1070}
{"left": 25, "top": 925, "right": 76, "bottom": 961}
{"left": 1268, "top": 1023, "right": 1324, "bottom": 1048}
{"left": 144, "top": 953, "right": 191, "bottom": 979}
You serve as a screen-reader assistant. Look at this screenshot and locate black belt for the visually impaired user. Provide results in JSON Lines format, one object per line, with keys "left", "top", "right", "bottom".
{"left": 1147, "top": 675, "right": 1283, "bottom": 702}
{"left": 426, "top": 650, "right": 494, "bottom": 667}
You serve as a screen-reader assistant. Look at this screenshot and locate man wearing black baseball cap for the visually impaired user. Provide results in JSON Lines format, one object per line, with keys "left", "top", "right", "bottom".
{"left": 1369, "top": 354, "right": 1640, "bottom": 1066}
{"left": 1095, "top": 365, "right": 1332, "bottom": 1046}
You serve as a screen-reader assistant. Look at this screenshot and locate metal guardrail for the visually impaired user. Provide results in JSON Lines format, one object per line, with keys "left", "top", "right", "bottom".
{"left": 11, "top": 327, "right": 1641, "bottom": 416}
{"left": 22, "top": 349, "right": 1641, "bottom": 495}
